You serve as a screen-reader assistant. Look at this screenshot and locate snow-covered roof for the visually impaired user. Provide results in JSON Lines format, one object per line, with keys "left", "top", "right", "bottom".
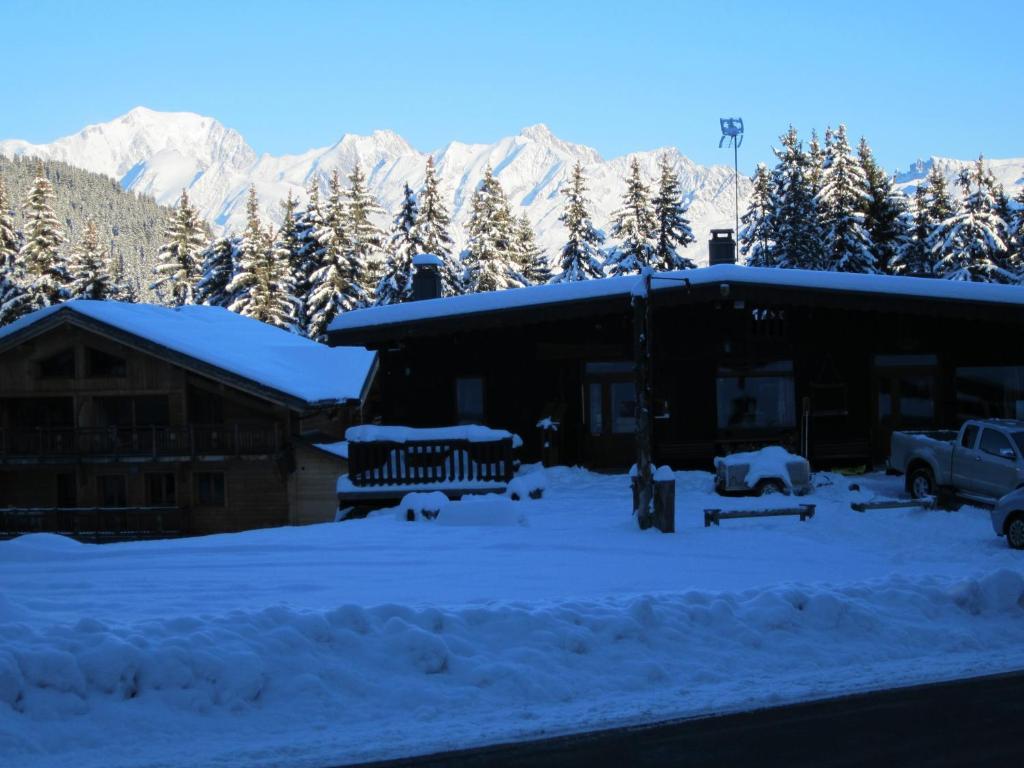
{"left": 411, "top": 253, "right": 443, "bottom": 267}
{"left": 0, "top": 301, "right": 377, "bottom": 408}
{"left": 328, "top": 264, "right": 1024, "bottom": 337}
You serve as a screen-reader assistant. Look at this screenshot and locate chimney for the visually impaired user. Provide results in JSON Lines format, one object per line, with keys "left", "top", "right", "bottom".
{"left": 411, "top": 253, "right": 443, "bottom": 300}
{"left": 708, "top": 229, "right": 737, "bottom": 266}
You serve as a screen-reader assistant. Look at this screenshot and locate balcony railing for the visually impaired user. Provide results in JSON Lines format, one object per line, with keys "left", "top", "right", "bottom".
{"left": 0, "top": 424, "right": 283, "bottom": 460}
{"left": 0, "top": 506, "right": 189, "bottom": 541}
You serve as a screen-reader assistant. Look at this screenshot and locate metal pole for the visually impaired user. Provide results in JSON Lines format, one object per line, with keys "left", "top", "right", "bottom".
{"left": 633, "top": 270, "right": 654, "bottom": 530}
{"left": 734, "top": 140, "right": 740, "bottom": 242}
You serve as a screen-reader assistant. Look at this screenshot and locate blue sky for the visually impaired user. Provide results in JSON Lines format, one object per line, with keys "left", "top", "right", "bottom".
{"left": 3, "top": 0, "right": 1021, "bottom": 173}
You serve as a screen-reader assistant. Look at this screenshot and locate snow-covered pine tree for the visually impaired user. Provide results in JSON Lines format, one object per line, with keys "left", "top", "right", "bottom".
{"left": 857, "top": 138, "right": 911, "bottom": 274}
{"left": 740, "top": 163, "right": 777, "bottom": 267}
{"left": 516, "top": 213, "right": 551, "bottom": 284}
{"left": 817, "top": 124, "right": 876, "bottom": 273}
{"left": 462, "top": 166, "right": 524, "bottom": 292}
{"left": 412, "top": 156, "right": 461, "bottom": 296}
{"left": 892, "top": 181, "right": 934, "bottom": 276}
{"left": 19, "top": 164, "right": 69, "bottom": 308}
{"left": 806, "top": 130, "right": 825, "bottom": 198}
{"left": 343, "top": 161, "right": 385, "bottom": 305}
{"left": 227, "top": 186, "right": 296, "bottom": 329}
{"left": 651, "top": 154, "right": 696, "bottom": 270}
{"left": 605, "top": 157, "right": 658, "bottom": 276}
{"left": 107, "top": 247, "right": 136, "bottom": 302}
{"left": 376, "top": 183, "right": 421, "bottom": 305}
{"left": 151, "top": 189, "right": 206, "bottom": 306}
{"left": 293, "top": 179, "right": 324, "bottom": 329}
{"left": 273, "top": 191, "right": 302, "bottom": 305}
{"left": 931, "top": 158, "right": 1012, "bottom": 282}
{"left": 1009, "top": 186, "right": 1024, "bottom": 279}
{"left": 306, "top": 170, "right": 362, "bottom": 338}
{"left": 66, "top": 220, "right": 114, "bottom": 299}
{"left": 195, "top": 236, "right": 238, "bottom": 306}
{"left": 552, "top": 161, "right": 605, "bottom": 283}
{"left": 769, "top": 127, "right": 823, "bottom": 270}
{"left": 0, "top": 175, "right": 25, "bottom": 323}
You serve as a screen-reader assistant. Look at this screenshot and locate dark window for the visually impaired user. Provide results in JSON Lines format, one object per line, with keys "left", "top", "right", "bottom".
{"left": 188, "top": 387, "right": 225, "bottom": 424}
{"left": 455, "top": 377, "right": 484, "bottom": 425}
{"left": 134, "top": 396, "right": 170, "bottom": 426}
{"left": 961, "top": 425, "right": 979, "bottom": 449}
{"left": 716, "top": 362, "right": 795, "bottom": 430}
{"left": 94, "top": 396, "right": 170, "bottom": 427}
{"left": 145, "top": 474, "right": 176, "bottom": 506}
{"left": 56, "top": 473, "right": 77, "bottom": 507}
{"left": 194, "top": 473, "right": 225, "bottom": 506}
{"left": 609, "top": 381, "right": 636, "bottom": 434}
{"left": 955, "top": 367, "right": 1024, "bottom": 422}
{"left": 38, "top": 348, "right": 76, "bottom": 379}
{"left": 98, "top": 475, "right": 127, "bottom": 507}
{"left": 979, "top": 429, "right": 1015, "bottom": 460}
{"left": 85, "top": 347, "right": 127, "bottom": 378}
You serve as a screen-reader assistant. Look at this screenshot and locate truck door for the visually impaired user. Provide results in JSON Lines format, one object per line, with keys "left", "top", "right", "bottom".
{"left": 975, "top": 428, "right": 1021, "bottom": 499}
{"left": 951, "top": 424, "right": 981, "bottom": 491}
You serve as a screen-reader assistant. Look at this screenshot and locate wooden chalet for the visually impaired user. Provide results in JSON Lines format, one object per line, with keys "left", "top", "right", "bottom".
{"left": 0, "top": 301, "right": 376, "bottom": 538}
{"left": 328, "top": 263, "right": 1024, "bottom": 472}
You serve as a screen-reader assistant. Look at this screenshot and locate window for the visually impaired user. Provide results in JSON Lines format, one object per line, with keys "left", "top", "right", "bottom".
{"left": 961, "top": 425, "right": 979, "bottom": 449}
{"left": 455, "top": 377, "right": 484, "bottom": 425}
{"left": 146, "top": 474, "right": 176, "bottom": 506}
{"left": 194, "top": 473, "right": 225, "bottom": 506}
{"left": 85, "top": 347, "right": 127, "bottom": 378}
{"left": 609, "top": 381, "right": 636, "bottom": 434}
{"left": 588, "top": 382, "right": 603, "bottom": 436}
{"left": 716, "top": 362, "right": 795, "bottom": 430}
{"left": 95, "top": 396, "right": 170, "bottom": 427}
{"left": 98, "top": 475, "right": 127, "bottom": 507}
{"left": 979, "top": 429, "right": 1016, "bottom": 460}
{"left": 955, "top": 367, "right": 1024, "bottom": 422}
{"left": 38, "top": 348, "right": 76, "bottom": 379}
{"left": 56, "top": 473, "right": 77, "bottom": 507}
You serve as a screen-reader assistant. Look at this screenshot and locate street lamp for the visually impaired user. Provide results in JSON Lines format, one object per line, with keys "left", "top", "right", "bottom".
{"left": 719, "top": 117, "right": 744, "bottom": 243}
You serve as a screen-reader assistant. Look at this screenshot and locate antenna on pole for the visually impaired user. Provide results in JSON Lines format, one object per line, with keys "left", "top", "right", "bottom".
{"left": 719, "top": 117, "right": 744, "bottom": 256}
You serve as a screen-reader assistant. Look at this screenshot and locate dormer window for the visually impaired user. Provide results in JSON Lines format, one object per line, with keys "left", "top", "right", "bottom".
{"left": 86, "top": 347, "right": 127, "bottom": 378}
{"left": 38, "top": 348, "right": 76, "bottom": 379}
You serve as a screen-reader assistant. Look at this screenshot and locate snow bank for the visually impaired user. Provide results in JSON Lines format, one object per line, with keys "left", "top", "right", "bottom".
{"left": 715, "top": 446, "right": 808, "bottom": 490}
{"left": 394, "top": 493, "right": 526, "bottom": 526}
{"left": 346, "top": 424, "right": 523, "bottom": 447}
{"left": 2, "top": 572, "right": 1024, "bottom": 767}
{"left": 0, "top": 301, "right": 376, "bottom": 406}
{"left": 508, "top": 469, "right": 547, "bottom": 500}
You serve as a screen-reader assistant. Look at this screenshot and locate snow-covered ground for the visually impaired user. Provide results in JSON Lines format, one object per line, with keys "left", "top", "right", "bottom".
{"left": 2, "top": 467, "right": 1024, "bottom": 768}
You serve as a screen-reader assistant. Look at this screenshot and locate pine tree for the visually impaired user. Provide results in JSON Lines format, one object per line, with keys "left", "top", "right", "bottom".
{"left": 66, "top": 220, "right": 114, "bottom": 300}
{"left": 344, "top": 161, "right": 384, "bottom": 305}
{"left": 411, "top": 156, "right": 461, "bottom": 295}
{"left": 858, "top": 138, "right": 911, "bottom": 274}
{"left": 517, "top": 213, "right": 551, "bottom": 284}
{"left": 19, "top": 165, "right": 69, "bottom": 308}
{"left": 108, "top": 247, "right": 136, "bottom": 302}
{"left": 817, "top": 124, "right": 875, "bottom": 272}
{"left": 292, "top": 179, "right": 324, "bottom": 331}
{"left": 274, "top": 191, "right": 302, "bottom": 300}
{"left": 0, "top": 175, "right": 25, "bottom": 323}
{"left": 227, "top": 186, "right": 296, "bottom": 328}
{"left": 1009, "top": 186, "right": 1024, "bottom": 278}
{"left": 152, "top": 189, "right": 206, "bottom": 306}
{"left": 0, "top": 175, "right": 18, "bottom": 270}
{"left": 195, "top": 236, "right": 238, "bottom": 306}
{"left": 806, "top": 129, "right": 826, "bottom": 198}
{"left": 376, "top": 183, "right": 421, "bottom": 305}
{"left": 306, "top": 170, "right": 361, "bottom": 338}
{"left": 770, "top": 127, "right": 824, "bottom": 270}
{"left": 740, "top": 163, "right": 777, "bottom": 267}
{"left": 462, "top": 166, "right": 524, "bottom": 292}
{"left": 605, "top": 157, "right": 658, "bottom": 276}
{"left": 651, "top": 154, "right": 696, "bottom": 271}
{"left": 552, "top": 161, "right": 605, "bottom": 283}
{"left": 931, "top": 159, "right": 1012, "bottom": 282}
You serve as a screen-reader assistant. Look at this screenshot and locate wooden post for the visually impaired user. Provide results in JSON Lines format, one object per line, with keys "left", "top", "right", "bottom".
{"left": 632, "top": 269, "right": 654, "bottom": 530}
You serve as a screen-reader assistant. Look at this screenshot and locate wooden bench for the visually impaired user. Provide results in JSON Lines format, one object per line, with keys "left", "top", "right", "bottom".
{"left": 338, "top": 433, "right": 516, "bottom": 515}
{"left": 704, "top": 504, "right": 816, "bottom": 527}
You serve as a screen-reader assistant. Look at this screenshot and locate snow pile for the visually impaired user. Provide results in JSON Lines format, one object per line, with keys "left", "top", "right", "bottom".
{"left": 714, "top": 446, "right": 809, "bottom": 491}
{"left": 396, "top": 492, "right": 448, "bottom": 521}
{"left": 393, "top": 493, "right": 526, "bottom": 526}
{"left": 508, "top": 469, "right": 547, "bottom": 500}
{"left": 346, "top": 424, "right": 523, "bottom": 448}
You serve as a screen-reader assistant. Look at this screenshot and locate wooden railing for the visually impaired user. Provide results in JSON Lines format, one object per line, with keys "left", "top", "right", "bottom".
{"left": 0, "top": 424, "right": 282, "bottom": 459}
{"left": 0, "top": 506, "right": 189, "bottom": 541}
{"left": 347, "top": 437, "right": 515, "bottom": 487}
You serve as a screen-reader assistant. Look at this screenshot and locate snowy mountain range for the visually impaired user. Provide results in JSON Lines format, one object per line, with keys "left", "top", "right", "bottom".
{"left": 2, "top": 108, "right": 1022, "bottom": 264}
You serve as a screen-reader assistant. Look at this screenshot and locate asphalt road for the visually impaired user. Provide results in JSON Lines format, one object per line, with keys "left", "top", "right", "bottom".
{"left": 348, "top": 670, "right": 1024, "bottom": 768}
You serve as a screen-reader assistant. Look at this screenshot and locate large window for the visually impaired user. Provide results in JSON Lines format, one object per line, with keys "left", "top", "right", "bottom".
{"left": 194, "top": 473, "right": 225, "bottom": 507}
{"left": 98, "top": 475, "right": 127, "bottom": 507}
{"left": 455, "top": 377, "right": 484, "bottom": 425}
{"left": 146, "top": 473, "right": 176, "bottom": 506}
{"left": 85, "top": 348, "right": 127, "bottom": 378}
{"left": 956, "top": 367, "right": 1024, "bottom": 422}
{"left": 38, "top": 348, "right": 76, "bottom": 379}
{"left": 716, "top": 361, "right": 795, "bottom": 431}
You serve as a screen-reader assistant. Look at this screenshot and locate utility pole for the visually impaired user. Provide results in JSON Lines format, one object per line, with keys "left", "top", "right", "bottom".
{"left": 719, "top": 117, "right": 744, "bottom": 245}
{"left": 632, "top": 268, "right": 654, "bottom": 530}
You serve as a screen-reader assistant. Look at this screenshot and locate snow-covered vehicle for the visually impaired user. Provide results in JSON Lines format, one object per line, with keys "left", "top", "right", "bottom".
{"left": 714, "top": 446, "right": 812, "bottom": 496}
{"left": 990, "top": 487, "right": 1024, "bottom": 549}
{"left": 889, "top": 419, "right": 1024, "bottom": 505}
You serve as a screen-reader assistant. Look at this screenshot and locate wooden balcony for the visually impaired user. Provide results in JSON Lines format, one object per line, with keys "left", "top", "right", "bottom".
{"left": 0, "top": 424, "right": 283, "bottom": 462}
{"left": 0, "top": 506, "right": 189, "bottom": 541}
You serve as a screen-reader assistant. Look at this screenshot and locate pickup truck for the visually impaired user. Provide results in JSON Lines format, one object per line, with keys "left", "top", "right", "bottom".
{"left": 889, "top": 419, "right": 1024, "bottom": 505}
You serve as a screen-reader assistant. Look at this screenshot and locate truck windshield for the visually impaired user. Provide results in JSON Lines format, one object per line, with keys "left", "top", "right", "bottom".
{"left": 1013, "top": 433, "right": 1024, "bottom": 455}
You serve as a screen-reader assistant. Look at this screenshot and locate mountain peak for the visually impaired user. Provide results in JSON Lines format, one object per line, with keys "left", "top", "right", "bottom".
{"left": 520, "top": 123, "right": 555, "bottom": 143}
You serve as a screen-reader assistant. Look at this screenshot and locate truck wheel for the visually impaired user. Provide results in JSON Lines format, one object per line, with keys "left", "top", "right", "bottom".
{"left": 909, "top": 467, "right": 935, "bottom": 500}
{"left": 756, "top": 479, "right": 787, "bottom": 496}
{"left": 1007, "top": 515, "right": 1024, "bottom": 550}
